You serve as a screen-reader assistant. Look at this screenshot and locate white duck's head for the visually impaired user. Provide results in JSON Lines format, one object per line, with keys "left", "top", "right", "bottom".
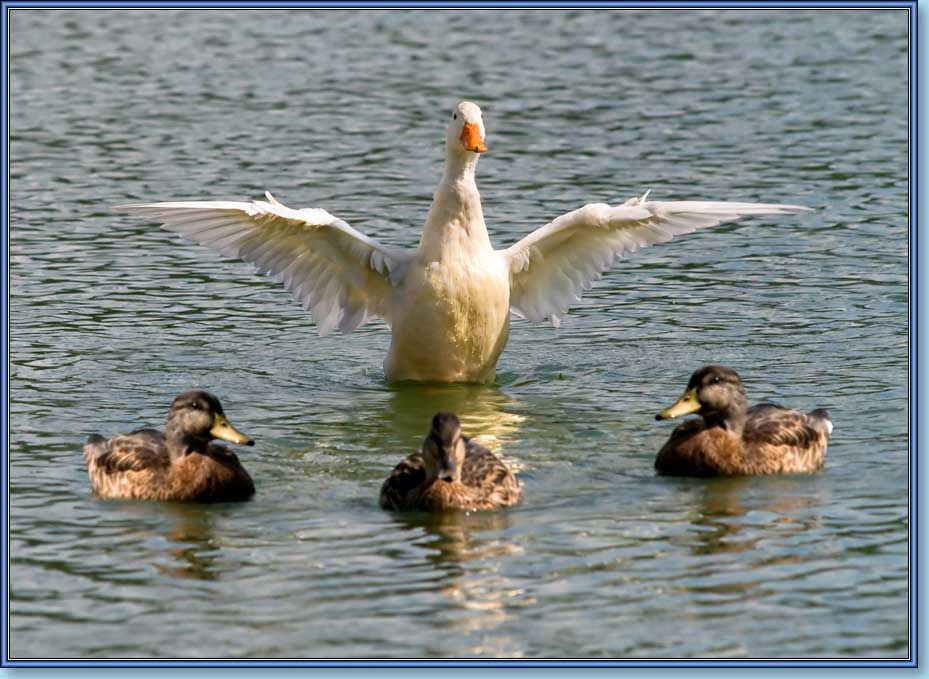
{"left": 446, "top": 101, "right": 487, "bottom": 157}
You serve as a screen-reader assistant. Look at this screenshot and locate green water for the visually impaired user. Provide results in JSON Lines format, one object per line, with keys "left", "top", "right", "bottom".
{"left": 10, "top": 8, "right": 909, "bottom": 659}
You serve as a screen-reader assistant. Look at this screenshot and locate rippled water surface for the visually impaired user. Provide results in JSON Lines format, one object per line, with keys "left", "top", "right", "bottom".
{"left": 9, "top": 9, "right": 909, "bottom": 660}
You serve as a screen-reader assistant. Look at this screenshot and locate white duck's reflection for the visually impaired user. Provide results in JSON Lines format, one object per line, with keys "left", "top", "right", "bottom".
{"left": 378, "top": 381, "right": 526, "bottom": 456}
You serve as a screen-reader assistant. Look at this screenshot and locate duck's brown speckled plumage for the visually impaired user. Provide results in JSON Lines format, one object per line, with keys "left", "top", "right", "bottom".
{"left": 655, "top": 366, "right": 832, "bottom": 477}
{"left": 83, "top": 391, "right": 255, "bottom": 502}
{"left": 380, "top": 413, "right": 520, "bottom": 512}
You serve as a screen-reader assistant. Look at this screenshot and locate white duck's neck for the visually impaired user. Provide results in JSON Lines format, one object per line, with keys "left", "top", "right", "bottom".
{"left": 419, "top": 152, "right": 493, "bottom": 261}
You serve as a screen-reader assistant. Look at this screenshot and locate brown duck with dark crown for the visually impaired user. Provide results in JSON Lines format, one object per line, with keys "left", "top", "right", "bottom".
{"left": 83, "top": 390, "right": 256, "bottom": 502}
{"left": 654, "top": 365, "right": 833, "bottom": 476}
{"left": 379, "top": 412, "right": 521, "bottom": 512}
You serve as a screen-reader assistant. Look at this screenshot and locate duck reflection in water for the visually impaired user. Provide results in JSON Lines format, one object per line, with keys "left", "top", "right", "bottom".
{"left": 152, "top": 504, "right": 223, "bottom": 581}
{"left": 680, "top": 476, "right": 827, "bottom": 560}
{"left": 386, "top": 507, "right": 529, "bottom": 657}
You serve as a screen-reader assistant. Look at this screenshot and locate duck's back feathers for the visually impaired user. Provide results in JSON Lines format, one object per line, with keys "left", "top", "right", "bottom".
{"left": 84, "top": 430, "right": 172, "bottom": 500}
{"left": 84, "top": 432, "right": 254, "bottom": 502}
{"left": 85, "top": 429, "right": 171, "bottom": 473}
{"left": 745, "top": 404, "right": 822, "bottom": 446}
{"left": 380, "top": 439, "right": 520, "bottom": 512}
{"left": 457, "top": 440, "right": 521, "bottom": 508}
{"left": 378, "top": 453, "right": 427, "bottom": 511}
{"left": 655, "top": 405, "right": 831, "bottom": 477}
{"left": 741, "top": 405, "right": 830, "bottom": 474}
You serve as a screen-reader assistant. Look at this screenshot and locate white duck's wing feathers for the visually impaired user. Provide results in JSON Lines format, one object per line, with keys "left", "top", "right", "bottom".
{"left": 116, "top": 193, "right": 413, "bottom": 335}
{"left": 499, "top": 192, "right": 811, "bottom": 326}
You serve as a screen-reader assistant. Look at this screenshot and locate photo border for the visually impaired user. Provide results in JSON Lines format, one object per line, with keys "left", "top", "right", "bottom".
{"left": 1, "top": 0, "right": 916, "bottom": 668}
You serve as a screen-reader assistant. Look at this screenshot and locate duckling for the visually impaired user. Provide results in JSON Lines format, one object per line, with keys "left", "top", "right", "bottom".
{"left": 380, "top": 412, "right": 521, "bottom": 512}
{"left": 654, "top": 365, "right": 832, "bottom": 476}
{"left": 83, "top": 391, "right": 256, "bottom": 502}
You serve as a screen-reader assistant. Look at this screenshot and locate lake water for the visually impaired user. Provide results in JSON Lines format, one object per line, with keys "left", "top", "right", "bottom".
{"left": 9, "top": 8, "right": 910, "bottom": 661}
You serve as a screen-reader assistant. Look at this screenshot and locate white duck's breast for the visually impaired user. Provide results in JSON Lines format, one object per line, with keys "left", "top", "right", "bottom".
{"left": 385, "top": 251, "right": 510, "bottom": 383}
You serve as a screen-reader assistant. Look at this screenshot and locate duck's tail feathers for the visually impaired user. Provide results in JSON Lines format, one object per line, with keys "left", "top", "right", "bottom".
{"left": 808, "top": 408, "right": 833, "bottom": 436}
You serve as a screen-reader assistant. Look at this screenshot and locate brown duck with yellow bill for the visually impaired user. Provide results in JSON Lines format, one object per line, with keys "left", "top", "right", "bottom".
{"left": 83, "top": 390, "right": 255, "bottom": 502}
{"left": 654, "top": 365, "right": 832, "bottom": 476}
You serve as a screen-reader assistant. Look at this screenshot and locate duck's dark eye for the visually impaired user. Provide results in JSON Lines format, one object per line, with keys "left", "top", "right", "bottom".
{"left": 712, "top": 376, "right": 721, "bottom": 384}
{"left": 453, "top": 113, "right": 457, "bottom": 120}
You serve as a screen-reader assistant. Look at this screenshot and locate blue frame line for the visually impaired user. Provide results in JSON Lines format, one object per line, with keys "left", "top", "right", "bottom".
{"left": 0, "top": 659, "right": 920, "bottom": 668}
{"left": 1, "top": 0, "right": 917, "bottom": 669}
{"left": 0, "top": 1, "right": 920, "bottom": 7}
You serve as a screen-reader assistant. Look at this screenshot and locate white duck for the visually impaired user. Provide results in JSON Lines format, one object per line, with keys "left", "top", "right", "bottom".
{"left": 118, "top": 101, "right": 809, "bottom": 383}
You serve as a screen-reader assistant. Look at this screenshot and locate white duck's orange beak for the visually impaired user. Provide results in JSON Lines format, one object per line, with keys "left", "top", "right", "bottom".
{"left": 460, "top": 122, "right": 487, "bottom": 153}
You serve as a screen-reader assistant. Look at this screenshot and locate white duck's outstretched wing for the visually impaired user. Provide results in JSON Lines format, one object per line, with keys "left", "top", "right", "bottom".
{"left": 499, "top": 192, "right": 811, "bottom": 327}
{"left": 116, "top": 192, "right": 412, "bottom": 335}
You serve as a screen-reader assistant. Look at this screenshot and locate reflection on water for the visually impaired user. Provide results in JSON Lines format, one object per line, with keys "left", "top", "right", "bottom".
{"left": 380, "top": 382, "right": 525, "bottom": 454}
{"left": 153, "top": 504, "right": 221, "bottom": 581}
{"left": 389, "top": 509, "right": 520, "bottom": 565}
{"left": 687, "top": 476, "right": 825, "bottom": 557}
{"left": 387, "top": 509, "right": 529, "bottom": 658}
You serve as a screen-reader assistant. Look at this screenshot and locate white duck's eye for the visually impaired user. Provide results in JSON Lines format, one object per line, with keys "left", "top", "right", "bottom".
{"left": 453, "top": 113, "right": 457, "bottom": 120}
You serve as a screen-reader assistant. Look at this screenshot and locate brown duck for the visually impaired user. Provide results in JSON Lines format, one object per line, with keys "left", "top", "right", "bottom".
{"left": 83, "top": 391, "right": 255, "bottom": 502}
{"left": 654, "top": 365, "right": 832, "bottom": 476}
{"left": 380, "top": 412, "right": 521, "bottom": 512}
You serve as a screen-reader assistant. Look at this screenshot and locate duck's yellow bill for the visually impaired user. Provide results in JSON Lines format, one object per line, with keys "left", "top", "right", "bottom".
{"left": 460, "top": 122, "right": 487, "bottom": 153}
{"left": 211, "top": 414, "right": 255, "bottom": 446}
{"left": 656, "top": 387, "right": 701, "bottom": 420}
